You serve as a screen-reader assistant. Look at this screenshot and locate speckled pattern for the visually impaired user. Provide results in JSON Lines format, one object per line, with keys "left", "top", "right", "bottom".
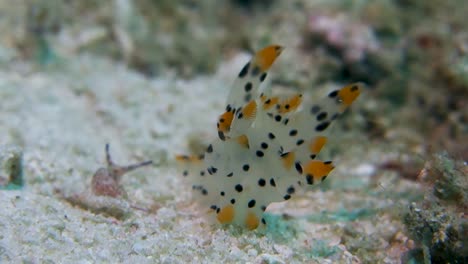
{"left": 177, "top": 45, "right": 362, "bottom": 231}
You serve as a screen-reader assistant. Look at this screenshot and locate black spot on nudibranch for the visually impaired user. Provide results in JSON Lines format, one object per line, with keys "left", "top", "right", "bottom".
{"left": 259, "top": 72, "right": 267, "bottom": 82}
{"left": 328, "top": 90, "right": 338, "bottom": 98}
{"left": 231, "top": 198, "right": 236, "bottom": 204}
{"left": 235, "top": 184, "right": 243, "bottom": 192}
{"left": 218, "top": 131, "right": 226, "bottom": 141}
{"left": 200, "top": 171, "right": 205, "bottom": 176}
{"left": 289, "top": 129, "right": 298, "bottom": 136}
{"left": 270, "top": 178, "right": 276, "bottom": 187}
{"left": 315, "top": 122, "right": 330, "bottom": 132}
{"left": 261, "top": 142, "right": 268, "bottom": 149}
{"left": 256, "top": 150, "right": 264, "bottom": 157}
{"left": 180, "top": 155, "right": 190, "bottom": 160}
{"left": 244, "top": 94, "right": 252, "bottom": 102}
{"left": 311, "top": 105, "right": 320, "bottom": 114}
{"left": 287, "top": 186, "right": 295, "bottom": 194}
{"left": 283, "top": 194, "right": 291, "bottom": 200}
{"left": 251, "top": 66, "right": 260, "bottom": 76}
{"left": 296, "top": 139, "right": 304, "bottom": 146}
{"left": 183, "top": 170, "right": 188, "bottom": 176}
{"left": 248, "top": 200, "right": 256, "bottom": 208}
{"left": 258, "top": 178, "right": 266, "bottom": 186}
{"left": 261, "top": 206, "right": 266, "bottom": 211}
{"left": 295, "top": 162, "right": 303, "bottom": 174}
{"left": 274, "top": 115, "right": 282, "bottom": 122}
{"left": 244, "top": 82, "right": 253, "bottom": 92}
{"left": 206, "top": 144, "right": 213, "bottom": 153}
{"left": 350, "top": 84, "right": 359, "bottom": 92}
{"left": 306, "top": 174, "right": 314, "bottom": 185}
{"left": 239, "top": 62, "right": 250, "bottom": 78}
{"left": 242, "top": 164, "right": 250, "bottom": 171}
{"left": 227, "top": 172, "right": 233, "bottom": 177}
{"left": 268, "top": 133, "right": 276, "bottom": 140}
{"left": 202, "top": 189, "right": 208, "bottom": 195}
{"left": 220, "top": 191, "right": 225, "bottom": 196}
{"left": 310, "top": 154, "right": 316, "bottom": 159}
{"left": 207, "top": 166, "right": 218, "bottom": 175}
{"left": 317, "top": 112, "right": 328, "bottom": 121}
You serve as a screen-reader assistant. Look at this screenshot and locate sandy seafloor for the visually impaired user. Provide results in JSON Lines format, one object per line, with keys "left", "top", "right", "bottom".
{"left": 0, "top": 50, "right": 422, "bottom": 263}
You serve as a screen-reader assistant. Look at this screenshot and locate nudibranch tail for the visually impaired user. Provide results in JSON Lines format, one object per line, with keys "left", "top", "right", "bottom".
{"left": 178, "top": 45, "right": 362, "bottom": 230}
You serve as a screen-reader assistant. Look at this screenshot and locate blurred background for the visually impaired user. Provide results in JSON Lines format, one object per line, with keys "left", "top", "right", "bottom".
{"left": 0, "top": 1, "right": 466, "bottom": 263}
{"left": 1, "top": 0, "right": 465, "bottom": 157}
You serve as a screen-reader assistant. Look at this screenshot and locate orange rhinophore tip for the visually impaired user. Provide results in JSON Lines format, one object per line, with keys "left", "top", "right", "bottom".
{"left": 242, "top": 100, "right": 257, "bottom": 119}
{"left": 263, "top": 96, "right": 279, "bottom": 110}
{"left": 253, "top": 45, "right": 284, "bottom": 72}
{"left": 338, "top": 83, "right": 361, "bottom": 109}
{"left": 217, "top": 110, "right": 235, "bottom": 135}
{"left": 279, "top": 94, "right": 302, "bottom": 114}
{"left": 236, "top": 134, "right": 250, "bottom": 148}
{"left": 309, "top": 136, "right": 327, "bottom": 155}
{"left": 303, "top": 160, "right": 334, "bottom": 184}
{"left": 281, "top": 152, "right": 296, "bottom": 170}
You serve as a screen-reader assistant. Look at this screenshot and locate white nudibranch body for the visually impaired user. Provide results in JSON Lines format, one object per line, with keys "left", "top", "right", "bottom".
{"left": 177, "top": 45, "right": 362, "bottom": 230}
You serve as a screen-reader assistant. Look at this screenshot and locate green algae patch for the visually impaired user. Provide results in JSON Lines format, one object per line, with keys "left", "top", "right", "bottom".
{"left": 308, "top": 240, "right": 340, "bottom": 258}
{"left": 306, "top": 207, "right": 376, "bottom": 223}
{"left": 263, "top": 213, "right": 298, "bottom": 242}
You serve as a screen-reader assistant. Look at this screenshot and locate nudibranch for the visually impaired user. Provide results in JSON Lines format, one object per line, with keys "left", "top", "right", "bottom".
{"left": 177, "top": 45, "right": 362, "bottom": 230}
